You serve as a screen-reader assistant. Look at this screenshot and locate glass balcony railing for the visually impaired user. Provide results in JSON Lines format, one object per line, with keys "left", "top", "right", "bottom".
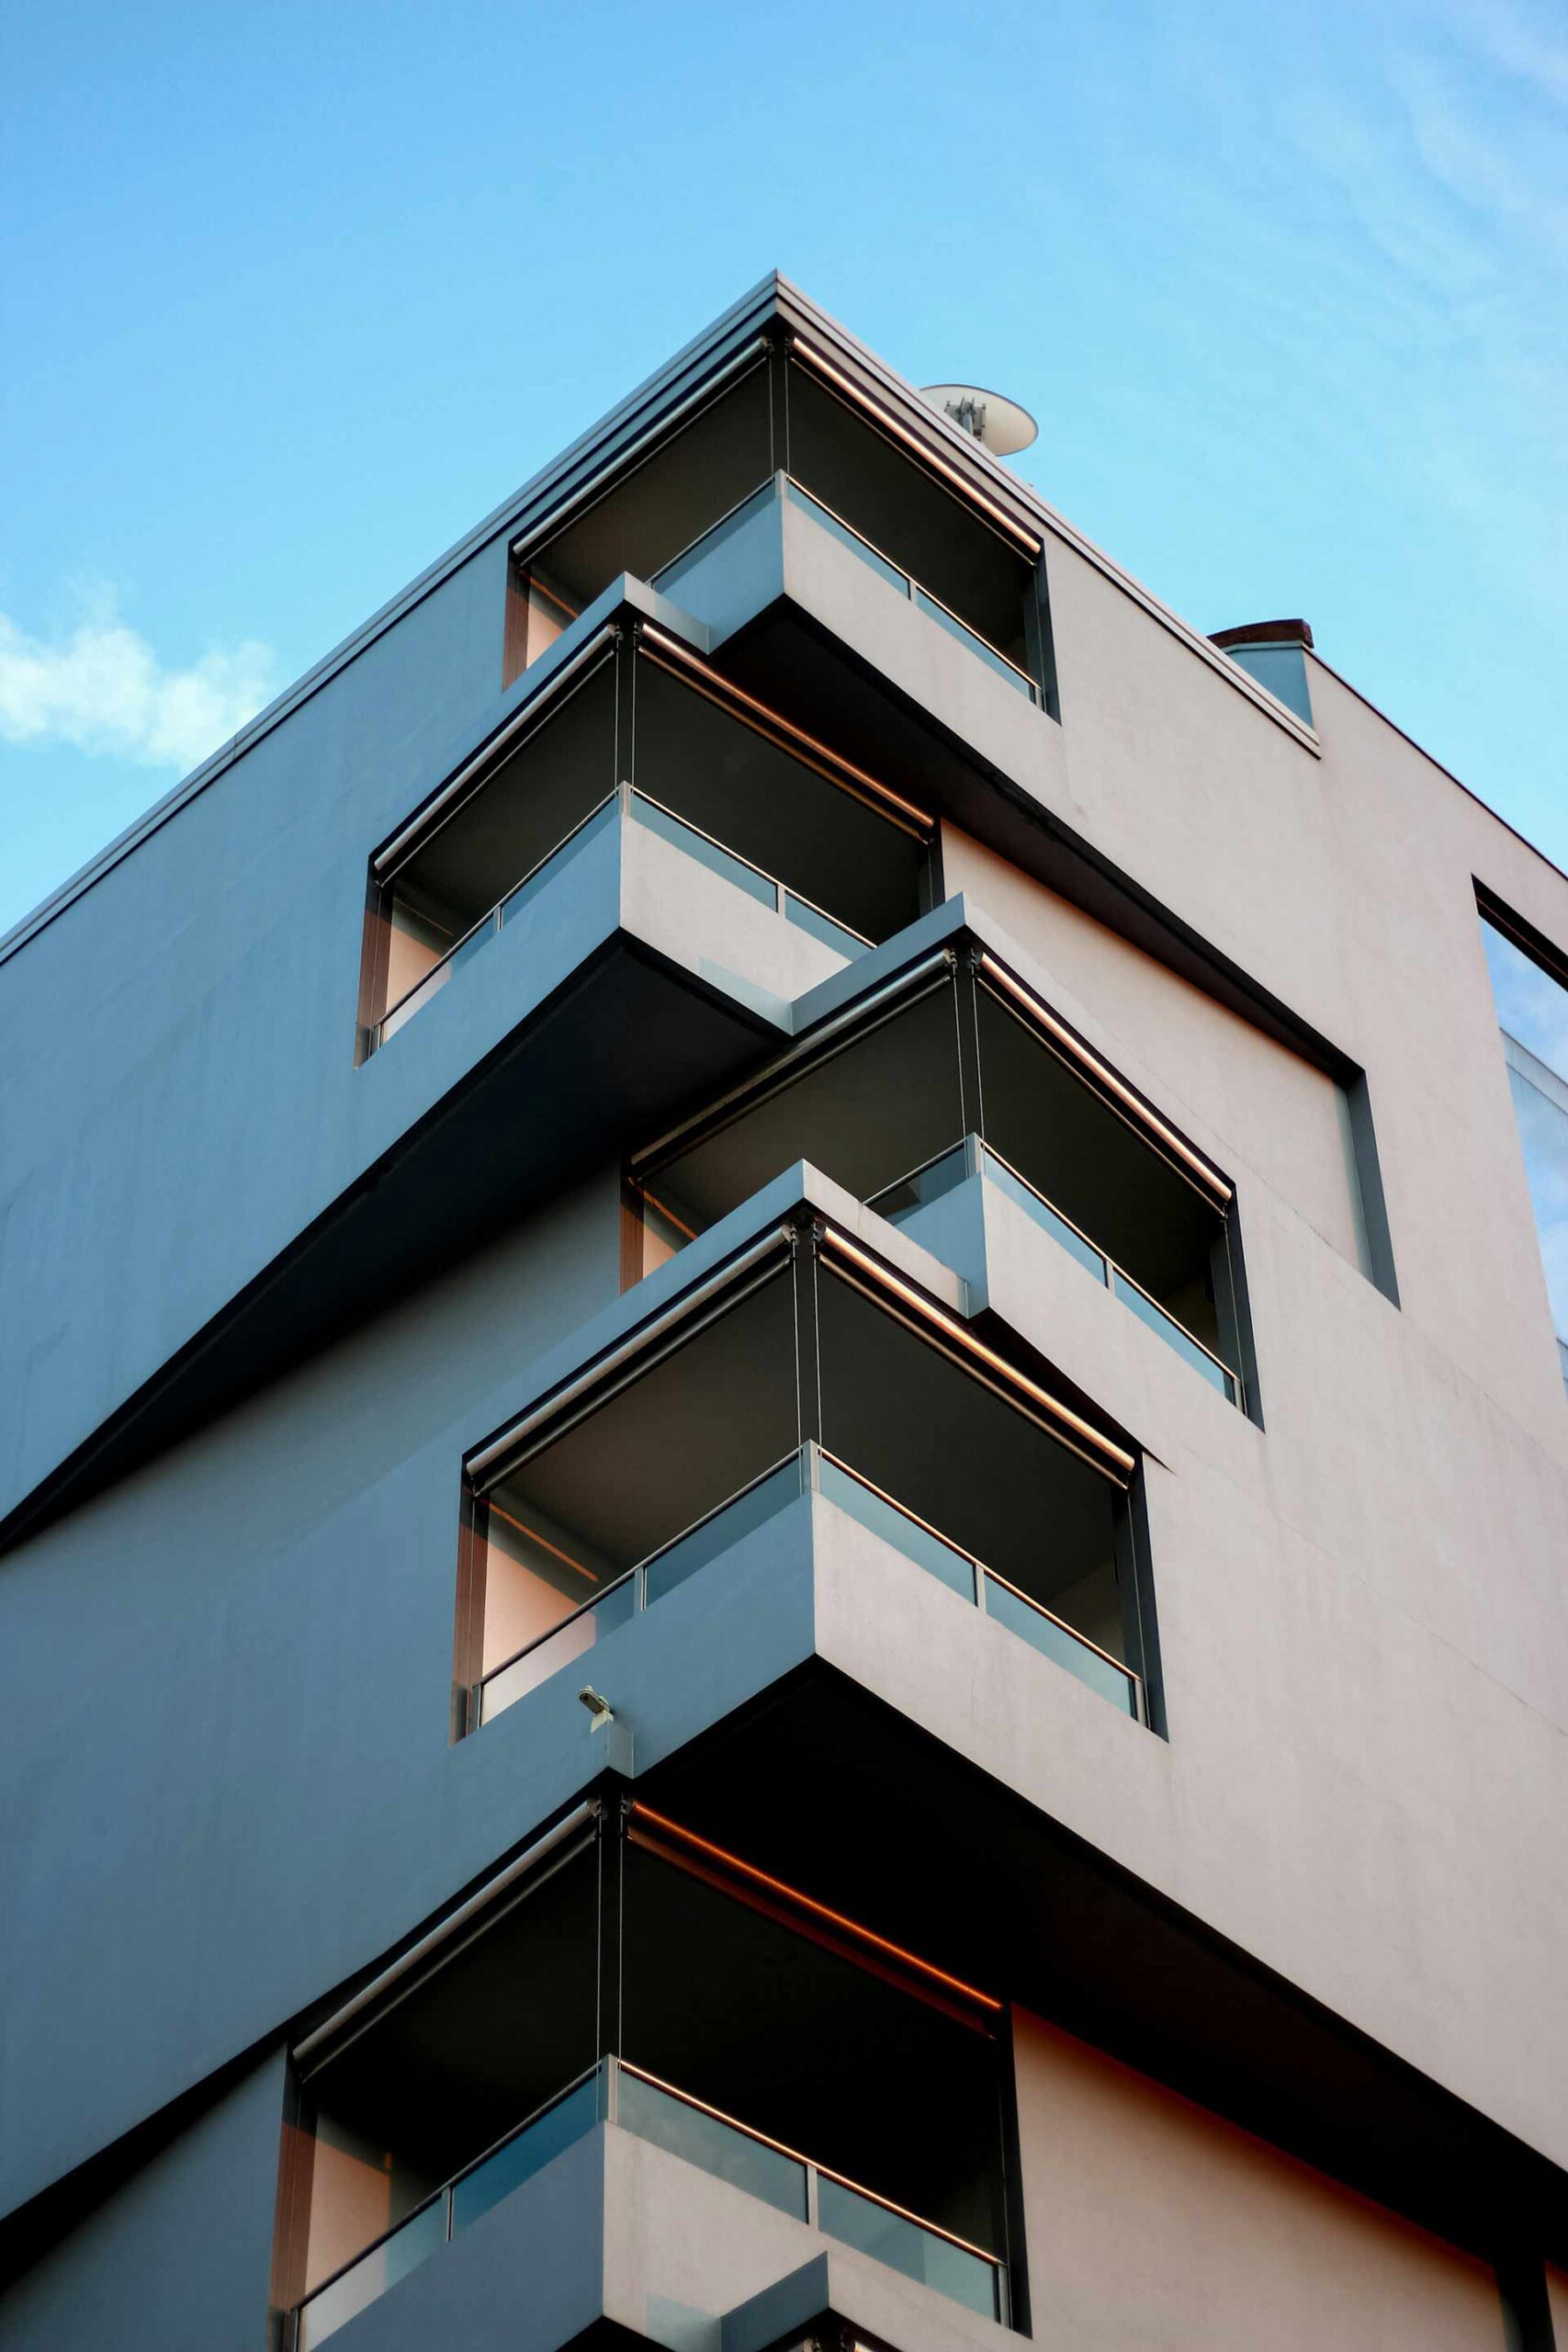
{"left": 375, "top": 785, "right": 870, "bottom": 1050}
{"left": 651, "top": 475, "right": 1040, "bottom": 706}
{"left": 291, "top": 2057, "right": 1007, "bottom": 2346}
{"left": 377, "top": 792, "right": 620, "bottom": 1046}
{"left": 816, "top": 1452, "right": 1143, "bottom": 1720}
{"left": 474, "top": 1441, "right": 1142, "bottom": 1730}
{"left": 611, "top": 2063, "right": 1009, "bottom": 2325}
{"left": 784, "top": 481, "right": 1039, "bottom": 704}
{"left": 293, "top": 2069, "right": 602, "bottom": 2349}
{"left": 474, "top": 1452, "right": 805, "bottom": 1726}
{"left": 871, "top": 1138, "right": 1241, "bottom": 1408}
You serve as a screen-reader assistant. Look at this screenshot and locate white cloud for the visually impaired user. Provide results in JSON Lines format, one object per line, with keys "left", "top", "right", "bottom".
{"left": 0, "top": 594, "right": 278, "bottom": 775}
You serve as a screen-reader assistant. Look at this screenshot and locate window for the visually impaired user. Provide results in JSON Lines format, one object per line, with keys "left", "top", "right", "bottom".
{"left": 1480, "top": 904, "right": 1568, "bottom": 1393}
{"left": 456, "top": 1224, "right": 1156, "bottom": 1737}
{"left": 275, "top": 1806, "right": 1018, "bottom": 2343}
{"left": 357, "top": 625, "right": 934, "bottom": 1057}
{"left": 626, "top": 951, "right": 1255, "bottom": 1414}
{"left": 502, "top": 336, "right": 1057, "bottom": 712}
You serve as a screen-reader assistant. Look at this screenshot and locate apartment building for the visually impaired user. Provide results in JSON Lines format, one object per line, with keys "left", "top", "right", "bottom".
{"left": 1, "top": 272, "right": 1564, "bottom": 2351}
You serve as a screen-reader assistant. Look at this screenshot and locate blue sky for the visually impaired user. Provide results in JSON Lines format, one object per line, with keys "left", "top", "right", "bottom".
{"left": 3, "top": 0, "right": 1564, "bottom": 938}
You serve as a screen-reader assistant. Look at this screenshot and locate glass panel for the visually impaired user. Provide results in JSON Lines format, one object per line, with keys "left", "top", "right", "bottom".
{"left": 818, "top": 1457, "right": 976, "bottom": 1602}
{"left": 499, "top": 791, "right": 619, "bottom": 928}
{"left": 868, "top": 1141, "right": 970, "bottom": 1227}
{"left": 450, "top": 2075, "right": 599, "bottom": 2235}
{"left": 982, "top": 1149, "right": 1109, "bottom": 1283}
{"left": 1506, "top": 1055, "right": 1568, "bottom": 1363}
{"left": 815, "top": 2175, "right": 1000, "bottom": 2322}
{"left": 783, "top": 893, "right": 868, "bottom": 960}
{"left": 1481, "top": 919, "right": 1568, "bottom": 1081}
{"left": 642, "top": 1456, "right": 805, "bottom": 1607}
{"left": 1111, "top": 1270, "right": 1235, "bottom": 1399}
{"left": 379, "top": 916, "right": 494, "bottom": 1044}
{"left": 297, "top": 2197, "right": 447, "bottom": 2351}
{"left": 983, "top": 1571, "right": 1137, "bottom": 1715}
{"left": 479, "top": 1575, "right": 637, "bottom": 1725}
{"left": 629, "top": 793, "right": 777, "bottom": 909}
{"left": 912, "top": 585, "right": 1033, "bottom": 698}
{"left": 785, "top": 480, "right": 910, "bottom": 595}
{"left": 615, "top": 2071, "right": 807, "bottom": 2221}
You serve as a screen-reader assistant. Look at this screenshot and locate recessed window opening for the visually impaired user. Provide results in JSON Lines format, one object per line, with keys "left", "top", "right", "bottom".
{"left": 459, "top": 1263, "right": 802, "bottom": 1728}
{"left": 275, "top": 1811, "right": 1018, "bottom": 2344}
{"left": 457, "top": 1228, "right": 1153, "bottom": 1736}
{"left": 359, "top": 651, "right": 618, "bottom": 1052}
{"left": 784, "top": 357, "right": 1043, "bottom": 695}
{"left": 623, "top": 957, "right": 1252, "bottom": 1413}
{"left": 359, "top": 627, "right": 934, "bottom": 1057}
{"left": 1479, "top": 901, "right": 1568, "bottom": 1394}
{"left": 626, "top": 979, "right": 966, "bottom": 1285}
{"left": 631, "top": 639, "right": 932, "bottom": 954}
{"left": 622, "top": 1823, "right": 1011, "bottom": 2320}
{"left": 277, "top": 1839, "right": 600, "bottom": 2347}
{"left": 504, "top": 358, "right": 773, "bottom": 687}
{"left": 971, "top": 979, "right": 1244, "bottom": 1394}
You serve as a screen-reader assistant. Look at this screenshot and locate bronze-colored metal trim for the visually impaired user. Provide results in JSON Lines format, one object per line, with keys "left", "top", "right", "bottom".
{"left": 819, "top": 1227, "right": 1136, "bottom": 1483}
{"left": 790, "top": 338, "right": 1043, "bottom": 560}
{"left": 637, "top": 623, "right": 932, "bottom": 836}
{"left": 627, "top": 1804, "right": 1002, "bottom": 2013}
{"left": 977, "top": 953, "right": 1233, "bottom": 1208}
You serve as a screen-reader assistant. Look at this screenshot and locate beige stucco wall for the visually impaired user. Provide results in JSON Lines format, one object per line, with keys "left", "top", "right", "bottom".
{"left": 1014, "top": 2011, "right": 1503, "bottom": 2350}
{"left": 931, "top": 536, "right": 1568, "bottom": 2184}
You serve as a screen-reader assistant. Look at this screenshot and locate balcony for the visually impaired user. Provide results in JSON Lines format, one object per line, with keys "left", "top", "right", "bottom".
{"left": 458, "top": 1212, "right": 1149, "bottom": 1739}
{"left": 628, "top": 940, "right": 1253, "bottom": 1413}
{"left": 280, "top": 1804, "right": 1013, "bottom": 2346}
{"left": 361, "top": 614, "right": 934, "bottom": 1057}
{"left": 505, "top": 337, "right": 1050, "bottom": 714}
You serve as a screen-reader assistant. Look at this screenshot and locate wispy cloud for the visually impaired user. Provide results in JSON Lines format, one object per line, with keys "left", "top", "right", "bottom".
{"left": 0, "top": 594, "right": 277, "bottom": 775}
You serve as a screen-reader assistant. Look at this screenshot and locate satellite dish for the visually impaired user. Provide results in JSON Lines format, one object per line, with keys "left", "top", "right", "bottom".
{"left": 920, "top": 382, "right": 1037, "bottom": 458}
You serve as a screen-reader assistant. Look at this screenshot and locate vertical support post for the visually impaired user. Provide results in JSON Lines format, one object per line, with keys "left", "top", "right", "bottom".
{"left": 596, "top": 1799, "right": 626, "bottom": 2076}
{"left": 613, "top": 622, "right": 636, "bottom": 798}
{"left": 792, "top": 1222, "right": 824, "bottom": 1450}
{"left": 955, "top": 949, "right": 987, "bottom": 1143}
{"left": 765, "top": 330, "right": 792, "bottom": 480}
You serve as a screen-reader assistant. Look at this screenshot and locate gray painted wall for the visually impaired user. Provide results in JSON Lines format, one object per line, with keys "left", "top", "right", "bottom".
{"left": 0, "top": 2048, "right": 286, "bottom": 2352}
